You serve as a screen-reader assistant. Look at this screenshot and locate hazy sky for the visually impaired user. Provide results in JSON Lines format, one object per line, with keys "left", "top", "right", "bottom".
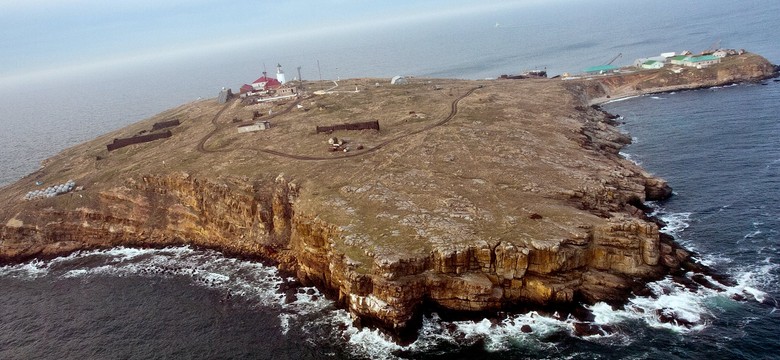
{"left": 0, "top": 0, "right": 555, "bottom": 80}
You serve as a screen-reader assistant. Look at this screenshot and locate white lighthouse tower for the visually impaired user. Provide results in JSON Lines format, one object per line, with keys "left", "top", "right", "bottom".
{"left": 276, "top": 63, "right": 286, "bottom": 85}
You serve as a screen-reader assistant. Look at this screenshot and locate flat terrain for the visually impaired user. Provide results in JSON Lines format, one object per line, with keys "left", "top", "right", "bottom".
{"left": 1, "top": 53, "right": 775, "bottom": 272}
{"left": 2, "top": 53, "right": 775, "bottom": 333}
{"left": 1, "top": 77, "right": 631, "bottom": 268}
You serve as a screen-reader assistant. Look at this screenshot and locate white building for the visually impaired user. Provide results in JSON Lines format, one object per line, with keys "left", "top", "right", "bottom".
{"left": 237, "top": 121, "right": 271, "bottom": 133}
{"left": 713, "top": 49, "right": 729, "bottom": 58}
{"left": 634, "top": 55, "right": 667, "bottom": 67}
{"left": 669, "top": 55, "right": 689, "bottom": 65}
{"left": 682, "top": 55, "right": 721, "bottom": 68}
{"left": 641, "top": 60, "right": 664, "bottom": 69}
{"left": 276, "top": 64, "right": 286, "bottom": 85}
{"left": 391, "top": 75, "right": 408, "bottom": 85}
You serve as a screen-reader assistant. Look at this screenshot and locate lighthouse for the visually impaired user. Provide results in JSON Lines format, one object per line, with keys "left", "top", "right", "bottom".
{"left": 276, "top": 63, "right": 286, "bottom": 85}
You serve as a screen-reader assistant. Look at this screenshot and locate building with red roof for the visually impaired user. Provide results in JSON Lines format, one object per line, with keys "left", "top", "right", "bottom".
{"left": 240, "top": 72, "right": 282, "bottom": 94}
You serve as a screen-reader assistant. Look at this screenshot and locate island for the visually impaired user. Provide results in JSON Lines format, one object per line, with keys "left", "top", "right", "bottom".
{"left": 1, "top": 51, "right": 777, "bottom": 340}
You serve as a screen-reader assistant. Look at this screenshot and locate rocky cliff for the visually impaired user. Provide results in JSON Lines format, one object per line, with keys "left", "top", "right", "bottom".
{"left": 1, "top": 52, "right": 776, "bottom": 340}
{"left": 582, "top": 52, "right": 777, "bottom": 103}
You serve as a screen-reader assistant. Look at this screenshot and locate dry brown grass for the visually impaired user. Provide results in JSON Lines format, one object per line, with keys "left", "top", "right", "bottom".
{"left": 0, "top": 76, "right": 647, "bottom": 271}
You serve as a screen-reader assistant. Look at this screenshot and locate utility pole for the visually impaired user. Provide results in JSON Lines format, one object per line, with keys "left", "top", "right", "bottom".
{"left": 317, "top": 59, "right": 323, "bottom": 90}
{"left": 297, "top": 66, "right": 303, "bottom": 90}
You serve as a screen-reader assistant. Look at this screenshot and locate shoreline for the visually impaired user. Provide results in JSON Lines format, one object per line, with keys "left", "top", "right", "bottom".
{"left": 585, "top": 55, "right": 779, "bottom": 106}
{"left": 588, "top": 77, "right": 777, "bottom": 106}
{"left": 1, "top": 52, "right": 777, "bottom": 342}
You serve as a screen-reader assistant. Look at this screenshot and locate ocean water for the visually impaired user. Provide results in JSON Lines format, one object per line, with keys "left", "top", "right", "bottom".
{"left": 2, "top": 1, "right": 780, "bottom": 359}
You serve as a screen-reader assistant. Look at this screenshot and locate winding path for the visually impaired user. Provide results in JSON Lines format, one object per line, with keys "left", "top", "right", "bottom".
{"left": 195, "top": 85, "right": 482, "bottom": 161}
{"left": 195, "top": 100, "right": 234, "bottom": 153}
{"left": 197, "top": 98, "right": 303, "bottom": 153}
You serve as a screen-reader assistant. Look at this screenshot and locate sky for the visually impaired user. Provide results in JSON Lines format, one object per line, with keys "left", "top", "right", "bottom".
{"left": 0, "top": 0, "right": 558, "bottom": 81}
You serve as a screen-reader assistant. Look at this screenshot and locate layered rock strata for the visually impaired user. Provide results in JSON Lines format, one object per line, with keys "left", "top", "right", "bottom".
{"left": 1, "top": 52, "right": 776, "bottom": 339}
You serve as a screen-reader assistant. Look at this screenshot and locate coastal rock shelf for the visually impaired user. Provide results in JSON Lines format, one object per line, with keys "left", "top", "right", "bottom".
{"left": 1, "top": 52, "right": 776, "bottom": 339}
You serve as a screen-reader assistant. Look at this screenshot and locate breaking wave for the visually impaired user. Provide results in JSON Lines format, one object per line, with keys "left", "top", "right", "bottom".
{"left": 1, "top": 235, "right": 776, "bottom": 359}
{"left": 619, "top": 151, "right": 641, "bottom": 165}
{"left": 602, "top": 95, "right": 643, "bottom": 105}
{"left": 0, "top": 246, "right": 331, "bottom": 318}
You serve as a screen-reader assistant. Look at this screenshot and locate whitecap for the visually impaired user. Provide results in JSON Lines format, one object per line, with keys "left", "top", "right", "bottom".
{"left": 590, "top": 255, "right": 779, "bottom": 335}
{"left": 0, "top": 246, "right": 297, "bottom": 310}
{"left": 743, "top": 229, "right": 762, "bottom": 240}
{"left": 656, "top": 211, "right": 693, "bottom": 240}
{"left": 279, "top": 313, "right": 292, "bottom": 335}
{"left": 286, "top": 286, "right": 331, "bottom": 315}
{"left": 619, "top": 151, "right": 642, "bottom": 165}
{"left": 725, "top": 261, "right": 778, "bottom": 304}
{"left": 695, "top": 253, "right": 733, "bottom": 267}
{"left": 602, "top": 95, "right": 643, "bottom": 104}
{"left": 200, "top": 271, "right": 230, "bottom": 285}
{"left": 0, "top": 259, "right": 51, "bottom": 278}
{"left": 61, "top": 269, "right": 90, "bottom": 278}
{"left": 621, "top": 277, "right": 712, "bottom": 332}
{"left": 319, "top": 310, "right": 404, "bottom": 360}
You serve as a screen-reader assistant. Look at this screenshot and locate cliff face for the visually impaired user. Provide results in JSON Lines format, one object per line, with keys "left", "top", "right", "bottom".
{"left": 0, "top": 173, "right": 294, "bottom": 262}
{"left": 1, "top": 169, "right": 685, "bottom": 335}
{"left": 582, "top": 52, "right": 777, "bottom": 102}
{"left": 1, "top": 53, "right": 774, "bottom": 339}
{"left": 0, "top": 105, "right": 686, "bottom": 337}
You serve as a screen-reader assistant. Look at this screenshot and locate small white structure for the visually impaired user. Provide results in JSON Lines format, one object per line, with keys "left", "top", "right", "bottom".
{"left": 277, "top": 64, "right": 286, "bottom": 84}
{"left": 633, "top": 55, "right": 666, "bottom": 67}
{"left": 661, "top": 52, "right": 676, "bottom": 58}
{"left": 254, "top": 93, "right": 298, "bottom": 103}
{"left": 633, "top": 58, "right": 648, "bottom": 67}
{"left": 713, "top": 49, "right": 729, "bottom": 58}
{"left": 276, "top": 86, "right": 297, "bottom": 96}
{"left": 237, "top": 121, "right": 271, "bottom": 133}
{"left": 390, "top": 75, "right": 408, "bottom": 85}
{"left": 218, "top": 87, "right": 232, "bottom": 104}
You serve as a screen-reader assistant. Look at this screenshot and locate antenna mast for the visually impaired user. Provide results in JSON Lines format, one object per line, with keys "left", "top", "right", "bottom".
{"left": 317, "top": 59, "right": 323, "bottom": 90}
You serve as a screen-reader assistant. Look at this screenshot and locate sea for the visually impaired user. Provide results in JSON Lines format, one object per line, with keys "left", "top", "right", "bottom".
{"left": 1, "top": 1, "right": 779, "bottom": 359}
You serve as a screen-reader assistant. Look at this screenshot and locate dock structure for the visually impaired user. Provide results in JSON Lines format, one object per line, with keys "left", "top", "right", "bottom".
{"left": 316, "top": 120, "right": 380, "bottom": 134}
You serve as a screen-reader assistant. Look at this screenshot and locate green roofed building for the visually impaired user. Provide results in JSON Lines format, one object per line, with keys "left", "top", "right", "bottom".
{"left": 669, "top": 55, "right": 689, "bottom": 65}
{"left": 682, "top": 55, "right": 721, "bottom": 68}
{"left": 641, "top": 60, "right": 664, "bottom": 69}
{"left": 583, "top": 64, "right": 619, "bottom": 75}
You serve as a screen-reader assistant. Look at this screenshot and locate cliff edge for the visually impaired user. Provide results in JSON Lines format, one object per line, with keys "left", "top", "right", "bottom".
{"left": 1, "top": 52, "right": 776, "bottom": 340}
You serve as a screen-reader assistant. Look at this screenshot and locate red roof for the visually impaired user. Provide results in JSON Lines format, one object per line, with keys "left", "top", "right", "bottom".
{"left": 240, "top": 84, "right": 254, "bottom": 93}
{"left": 252, "top": 76, "right": 281, "bottom": 89}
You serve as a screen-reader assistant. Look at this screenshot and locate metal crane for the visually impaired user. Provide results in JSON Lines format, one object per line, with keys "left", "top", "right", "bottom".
{"left": 704, "top": 39, "right": 721, "bottom": 54}
{"left": 606, "top": 53, "right": 622, "bottom": 65}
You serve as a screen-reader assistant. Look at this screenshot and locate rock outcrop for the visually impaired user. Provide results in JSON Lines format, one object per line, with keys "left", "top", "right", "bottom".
{"left": 1, "top": 52, "right": 776, "bottom": 340}
{"left": 582, "top": 52, "right": 777, "bottom": 103}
